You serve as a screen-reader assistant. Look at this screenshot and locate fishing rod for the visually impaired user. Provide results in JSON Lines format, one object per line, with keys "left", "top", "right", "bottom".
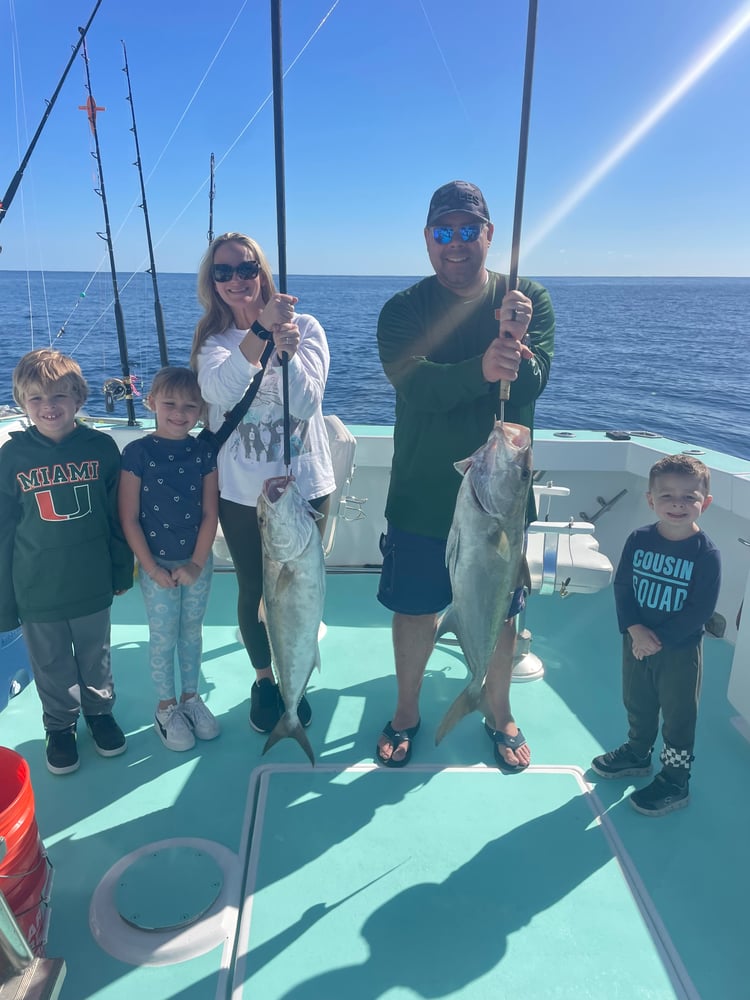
{"left": 121, "top": 40, "right": 169, "bottom": 367}
{"left": 498, "top": 0, "right": 539, "bottom": 423}
{"left": 208, "top": 152, "right": 215, "bottom": 244}
{"left": 0, "top": 0, "right": 104, "bottom": 244}
{"left": 270, "top": 0, "right": 292, "bottom": 471}
{"left": 80, "top": 38, "right": 137, "bottom": 426}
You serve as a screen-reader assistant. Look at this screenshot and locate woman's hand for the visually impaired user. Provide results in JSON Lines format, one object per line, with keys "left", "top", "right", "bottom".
{"left": 273, "top": 321, "right": 300, "bottom": 360}
{"left": 259, "top": 293, "right": 298, "bottom": 330}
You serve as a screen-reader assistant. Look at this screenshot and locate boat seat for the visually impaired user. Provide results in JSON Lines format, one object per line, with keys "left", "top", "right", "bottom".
{"left": 525, "top": 484, "right": 613, "bottom": 596}
{"left": 212, "top": 413, "right": 363, "bottom": 565}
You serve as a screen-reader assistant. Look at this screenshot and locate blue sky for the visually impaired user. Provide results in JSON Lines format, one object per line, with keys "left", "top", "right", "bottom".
{"left": 1, "top": 0, "right": 749, "bottom": 277}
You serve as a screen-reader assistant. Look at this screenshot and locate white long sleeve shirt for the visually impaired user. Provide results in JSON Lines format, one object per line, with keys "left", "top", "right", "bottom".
{"left": 196, "top": 314, "right": 335, "bottom": 506}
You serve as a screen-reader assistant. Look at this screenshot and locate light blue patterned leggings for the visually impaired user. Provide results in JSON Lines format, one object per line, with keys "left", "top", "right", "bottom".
{"left": 139, "top": 556, "right": 213, "bottom": 701}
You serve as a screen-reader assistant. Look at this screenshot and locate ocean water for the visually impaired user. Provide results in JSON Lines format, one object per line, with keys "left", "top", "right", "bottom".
{"left": 0, "top": 270, "right": 747, "bottom": 460}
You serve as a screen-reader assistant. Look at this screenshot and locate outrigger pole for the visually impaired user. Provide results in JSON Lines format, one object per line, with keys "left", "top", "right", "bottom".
{"left": 270, "top": 0, "right": 292, "bottom": 471}
{"left": 208, "top": 152, "right": 215, "bottom": 244}
{"left": 80, "top": 38, "right": 137, "bottom": 426}
{"left": 121, "top": 40, "right": 169, "bottom": 367}
{"left": 0, "top": 0, "right": 104, "bottom": 239}
{"left": 498, "top": 0, "right": 539, "bottom": 423}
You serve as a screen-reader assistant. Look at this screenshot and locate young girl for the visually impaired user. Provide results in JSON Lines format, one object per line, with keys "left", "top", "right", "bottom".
{"left": 118, "top": 367, "right": 220, "bottom": 751}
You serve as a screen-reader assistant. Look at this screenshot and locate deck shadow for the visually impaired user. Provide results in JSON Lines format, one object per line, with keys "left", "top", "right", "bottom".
{"left": 233, "top": 765, "right": 691, "bottom": 999}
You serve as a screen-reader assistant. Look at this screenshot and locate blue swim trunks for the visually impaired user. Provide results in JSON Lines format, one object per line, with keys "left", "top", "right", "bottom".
{"left": 376, "top": 523, "right": 527, "bottom": 618}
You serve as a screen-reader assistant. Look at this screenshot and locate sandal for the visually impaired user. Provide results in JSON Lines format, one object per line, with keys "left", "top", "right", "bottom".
{"left": 484, "top": 721, "right": 529, "bottom": 775}
{"left": 376, "top": 720, "right": 421, "bottom": 768}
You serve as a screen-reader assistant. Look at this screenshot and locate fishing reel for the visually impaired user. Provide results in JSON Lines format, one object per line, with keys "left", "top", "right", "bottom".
{"left": 103, "top": 375, "right": 141, "bottom": 412}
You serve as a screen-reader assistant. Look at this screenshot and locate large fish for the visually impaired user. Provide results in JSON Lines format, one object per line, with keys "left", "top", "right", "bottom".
{"left": 435, "top": 421, "right": 532, "bottom": 745}
{"left": 257, "top": 475, "right": 325, "bottom": 765}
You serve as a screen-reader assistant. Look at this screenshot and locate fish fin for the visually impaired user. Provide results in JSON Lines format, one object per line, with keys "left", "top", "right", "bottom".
{"left": 275, "top": 563, "right": 296, "bottom": 595}
{"left": 497, "top": 530, "right": 511, "bottom": 560}
{"left": 263, "top": 712, "right": 315, "bottom": 766}
{"left": 435, "top": 606, "right": 460, "bottom": 644}
{"left": 519, "top": 554, "right": 531, "bottom": 592}
{"left": 434, "top": 681, "right": 483, "bottom": 745}
{"left": 454, "top": 456, "right": 473, "bottom": 476}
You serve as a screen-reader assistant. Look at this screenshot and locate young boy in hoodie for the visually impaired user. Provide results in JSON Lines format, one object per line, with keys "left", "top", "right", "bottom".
{"left": 0, "top": 350, "right": 133, "bottom": 774}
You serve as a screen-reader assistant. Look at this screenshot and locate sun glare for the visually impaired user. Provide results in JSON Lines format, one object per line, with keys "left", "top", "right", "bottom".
{"left": 525, "top": 2, "right": 750, "bottom": 255}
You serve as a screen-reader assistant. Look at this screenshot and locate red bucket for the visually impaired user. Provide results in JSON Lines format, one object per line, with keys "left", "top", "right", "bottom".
{"left": 0, "top": 747, "right": 52, "bottom": 956}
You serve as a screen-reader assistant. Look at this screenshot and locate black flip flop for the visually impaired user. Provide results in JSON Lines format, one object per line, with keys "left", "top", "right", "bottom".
{"left": 484, "top": 721, "right": 529, "bottom": 775}
{"left": 376, "top": 720, "right": 421, "bottom": 768}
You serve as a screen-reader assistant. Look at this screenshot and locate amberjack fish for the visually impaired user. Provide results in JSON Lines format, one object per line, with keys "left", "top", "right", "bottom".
{"left": 257, "top": 475, "right": 325, "bottom": 765}
{"left": 435, "top": 421, "right": 532, "bottom": 745}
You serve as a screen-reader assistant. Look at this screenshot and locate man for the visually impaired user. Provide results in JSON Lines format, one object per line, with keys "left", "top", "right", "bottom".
{"left": 375, "top": 180, "right": 555, "bottom": 770}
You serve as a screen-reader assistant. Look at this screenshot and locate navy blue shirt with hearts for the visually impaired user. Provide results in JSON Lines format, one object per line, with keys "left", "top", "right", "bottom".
{"left": 120, "top": 435, "right": 217, "bottom": 561}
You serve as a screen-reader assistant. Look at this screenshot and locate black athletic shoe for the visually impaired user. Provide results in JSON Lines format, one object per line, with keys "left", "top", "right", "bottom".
{"left": 45, "top": 727, "right": 79, "bottom": 775}
{"left": 249, "top": 678, "right": 282, "bottom": 733}
{"left": 279, "top": 691, "right": 312, "bottom": 728}
{"left": 630, "top": 772, "right": 690, "bottom": 816}
{"left": 591, "top": 743, "right": 652, "bottom": 779}
{"left": 85, "top": 713, "right": 127, "bottom": 757}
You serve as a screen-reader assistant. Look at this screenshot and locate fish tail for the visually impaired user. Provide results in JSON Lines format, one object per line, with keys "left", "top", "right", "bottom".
{"left": 263, "top": 712, "right": 315, "bottom": 766}
{"left": 434, "top": 683, "right": 482, "bottom": 745}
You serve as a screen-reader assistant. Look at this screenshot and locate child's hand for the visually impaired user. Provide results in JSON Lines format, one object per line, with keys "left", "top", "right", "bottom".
{"left": 628, "top": 624, "right": 662, "bottom": 660}
{"left": 171, "top": 562, "right": 202, "bottom": 587}
{"left": 149, "top": 565, "right": 178, "bottom": 589}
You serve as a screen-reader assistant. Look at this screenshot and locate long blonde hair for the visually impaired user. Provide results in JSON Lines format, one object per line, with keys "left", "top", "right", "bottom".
{"left": 190, "top": 232, "right": 276, "bottom": 370}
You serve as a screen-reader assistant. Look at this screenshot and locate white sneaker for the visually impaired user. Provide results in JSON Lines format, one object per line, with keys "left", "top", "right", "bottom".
{"left": 180, "top": 694, "right": 220, "bottom": 741}
{"left": 154, "top": 704, "right": 196, "bottom": 751}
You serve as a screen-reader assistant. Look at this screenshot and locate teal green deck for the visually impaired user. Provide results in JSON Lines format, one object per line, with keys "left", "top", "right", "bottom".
{"left": 1, "top": 571, "right": 745, "bottom": 999}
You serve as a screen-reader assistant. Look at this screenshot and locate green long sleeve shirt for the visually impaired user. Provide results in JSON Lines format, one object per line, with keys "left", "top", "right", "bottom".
{"left": 377, "top": 271, "right": 555, "bottom": 539}
{"left": 0, "top": 422, "right": 134, "bottom": 630}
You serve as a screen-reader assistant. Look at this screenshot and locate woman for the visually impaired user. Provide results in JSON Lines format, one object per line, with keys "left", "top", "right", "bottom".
{"left": 191, "top": 232, "right": 334, "bottom": 735}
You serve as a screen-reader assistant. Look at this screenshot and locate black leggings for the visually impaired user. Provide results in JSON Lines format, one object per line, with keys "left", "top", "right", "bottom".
{"left": 218, "top": 493, "right": 331, "bottom": 673}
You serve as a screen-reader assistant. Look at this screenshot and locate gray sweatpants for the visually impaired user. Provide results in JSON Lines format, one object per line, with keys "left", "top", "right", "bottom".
{"left": 622, "top": 632, "right": 702, "bottom": 773}
{"left": 22, "top": 608, "right": 115, "bottom": 732}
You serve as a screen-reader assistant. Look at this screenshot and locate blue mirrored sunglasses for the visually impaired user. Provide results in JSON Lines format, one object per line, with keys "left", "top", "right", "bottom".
{"left": 431, "top": 224, "right": 483, "bottom": 245}
{"left": 212, "top": 261, "right": 260, "bottom": 282}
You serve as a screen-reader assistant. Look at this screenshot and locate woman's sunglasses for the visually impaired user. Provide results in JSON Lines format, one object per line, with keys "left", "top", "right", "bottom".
{"left": 431, "top": 224, "right": 483, "bottom": 245}
{"left": 212, "top": 261, "right": 260, "bottom": 282}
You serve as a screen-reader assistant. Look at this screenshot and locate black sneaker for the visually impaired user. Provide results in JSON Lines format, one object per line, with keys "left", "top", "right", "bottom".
{"left": 279, "top": 691, "right": 312, "bottom": 728}
{"left": 630, "top": 772, "right": 690, "bottom": 816}
{"left": 249, "top": 678, "right": 282, "bottom": 733}
{"left": 45, "top": 727, "right": 79, "bottom": 775}
{"left": 591, "top": 743, "right": 652, "bottom": 778}
{"left": 85, "top": 714, "right": 127, "bottom": 757}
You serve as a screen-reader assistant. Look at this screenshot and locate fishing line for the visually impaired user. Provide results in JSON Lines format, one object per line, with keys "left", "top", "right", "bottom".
{"left": 142, "top": 0, "right": 252, "bottom": 185}
{"left": 142, "top": 0, "right": 341, "bottom": 258}
{"left": 417, "top": 0, "right": 470, "bottom": 122}
{"left": 8, "top": 0, "right": 49, "bottom": 345}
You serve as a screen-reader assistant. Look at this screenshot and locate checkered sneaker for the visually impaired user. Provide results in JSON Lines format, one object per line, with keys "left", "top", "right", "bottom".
{"left": 660, "top": 745, "right": 694, "bottom": 770}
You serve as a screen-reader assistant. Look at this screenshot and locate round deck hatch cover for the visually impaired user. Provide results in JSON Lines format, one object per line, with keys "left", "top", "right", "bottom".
{"left": 115, "top": 846, "right": 223, "bottom": 931}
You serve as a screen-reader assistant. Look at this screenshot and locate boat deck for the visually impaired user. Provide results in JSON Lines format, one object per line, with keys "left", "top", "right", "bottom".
{"left": 1, "top": 569, "right": 746, "bottom": 999}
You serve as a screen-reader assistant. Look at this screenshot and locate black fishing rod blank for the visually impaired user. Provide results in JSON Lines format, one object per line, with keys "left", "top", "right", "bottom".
{"left": 0, "top": 0, "right": 104, "bottom": 241}
{"left": 80, "top": 39, "right": 137, "bottom": 426}
{"left": 208, "top": 152, "right": 215, "bottom": 245}
{"left": 270, "top": 0, "right": 291, "bottom": 471}
{"left": 122, "top": 40, "right": 169, "bottom": 367}
{"left": 498, "top": 0, "right": 539, "bottom": 422}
